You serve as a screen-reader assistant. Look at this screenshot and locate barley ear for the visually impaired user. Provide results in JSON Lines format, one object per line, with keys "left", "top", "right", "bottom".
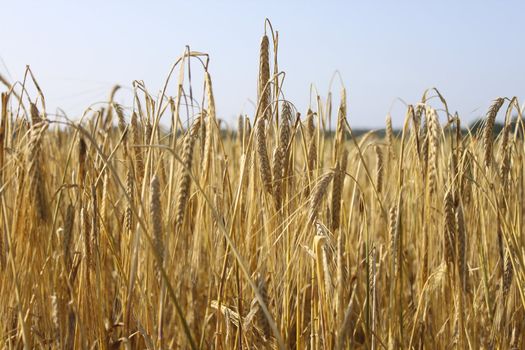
{"left": 483, "top": 98, "right": 505, "bottom": 168}
{"left": 256, "top": 117, "right": 273, "bottom": 194}
{"left": 308, "top": 171, "right": 335, "bottom": 225}
{"left": 150, "top": 176, "right": 164, "bottom": 272}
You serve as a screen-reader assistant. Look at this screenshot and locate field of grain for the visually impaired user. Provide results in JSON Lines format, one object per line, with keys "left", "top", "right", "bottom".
{"left": 0, "top": 23, "right": 523, "bottom": 349}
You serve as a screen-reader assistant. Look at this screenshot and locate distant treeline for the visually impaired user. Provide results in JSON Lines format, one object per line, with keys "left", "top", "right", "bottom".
{"left": 167, "top": 115, "right": 522, "bottom": 139}
{"left": 350, "top": 115, "right": 523, "bottom": 138}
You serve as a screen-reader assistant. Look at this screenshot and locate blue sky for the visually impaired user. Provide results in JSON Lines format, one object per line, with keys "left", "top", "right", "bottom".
{"left": 1, "top": 0, "right": 524, "bottom": 128}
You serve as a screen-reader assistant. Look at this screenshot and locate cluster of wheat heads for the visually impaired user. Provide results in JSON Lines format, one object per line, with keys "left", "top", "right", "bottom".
{"left": 1, "top": 23, "right": 525, "bottom": 350}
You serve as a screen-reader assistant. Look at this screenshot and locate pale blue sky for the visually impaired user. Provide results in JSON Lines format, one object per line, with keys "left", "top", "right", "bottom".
{"left": 1, "top": 0, "right": 524, "bottom": 128}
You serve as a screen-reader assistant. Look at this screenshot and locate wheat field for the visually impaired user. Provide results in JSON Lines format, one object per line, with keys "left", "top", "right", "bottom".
{"left": 0, "top": 22, "right": 524, "bottom": 349}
